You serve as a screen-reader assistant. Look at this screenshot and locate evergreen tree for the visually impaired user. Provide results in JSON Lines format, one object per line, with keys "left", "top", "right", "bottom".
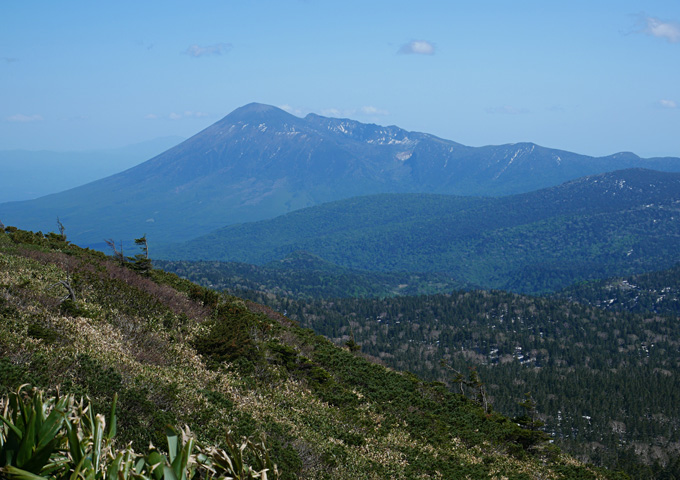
{"left": 129, "top": 235, "right": 152, "bottom": 275}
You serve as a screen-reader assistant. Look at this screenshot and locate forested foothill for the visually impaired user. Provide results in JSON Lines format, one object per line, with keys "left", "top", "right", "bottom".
{"left": 158, "top": 169, "right": 680, "bottom": 295}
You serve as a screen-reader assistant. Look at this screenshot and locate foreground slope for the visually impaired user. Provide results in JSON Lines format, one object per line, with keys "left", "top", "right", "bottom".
{"left": 160, "top": 168, "right": 680, "bottom": 294}
{"left": 2, "top": 103, "right": 679, "bottom": 247}
{"left": 0, "top": 227, "right": 624, "bottom": 479}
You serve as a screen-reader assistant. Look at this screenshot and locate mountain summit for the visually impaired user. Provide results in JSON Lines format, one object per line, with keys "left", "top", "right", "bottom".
{"left": 1, "top": 103, "right": 679, "bottom": 246}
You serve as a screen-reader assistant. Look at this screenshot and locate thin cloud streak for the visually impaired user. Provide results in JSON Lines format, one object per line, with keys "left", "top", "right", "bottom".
{"left": 145, "top": 111, "right": 210, "bottom": 120}
{"left": 485, "top": 106, "right": 530, "bottom": 115}
{"left": 398, "top": 40, "right": 435, "bottom": 55}
{"left": 279, "top": 104, "right": 305, "bottom": 116}
{"left": 360, "top": 106, "right": 389, "bottom": 115}
{"left": 184, "top": 43, "right": 233, "bottom": 57}
{"left": 320, "top": 106, "right": 390, "bottom": 118}
{"left": 6, "top": 114, "right": 43, "bottom": 122}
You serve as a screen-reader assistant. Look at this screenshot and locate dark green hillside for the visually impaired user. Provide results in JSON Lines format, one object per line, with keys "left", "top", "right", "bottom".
{"left": 0, "top": 227, "right": 624, "bottom": 479}
{"left": 158, "top": 169, "right": 680, "bottom": 294}
{"left": 251, "top": 290, "right": 680, "bottom": 479}
{"left": 154, "top": 253, "right": 467, "bottom": 300}
{"left": 158, "top": 193, "right": 486, "bottom": 265}
{"left": 556, "top": 263, "right": 680, "bottom": 316}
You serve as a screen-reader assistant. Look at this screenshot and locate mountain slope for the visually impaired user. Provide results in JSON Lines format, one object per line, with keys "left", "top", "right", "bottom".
{"left": 1, "top": 103, "right": 679, "bottom": 247}
{"left": 158, "top": 168, "right": 680, "bottom": 293}
{"left": 0, "top": 227, "right": 623, "bottom": 479}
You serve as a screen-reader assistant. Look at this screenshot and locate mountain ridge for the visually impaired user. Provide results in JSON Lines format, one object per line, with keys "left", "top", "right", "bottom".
{"left": 157, "top": 168, "right": 680, "bottom": 293}
{"left": 1, "top": 102, "right": 679, "bottom": 247}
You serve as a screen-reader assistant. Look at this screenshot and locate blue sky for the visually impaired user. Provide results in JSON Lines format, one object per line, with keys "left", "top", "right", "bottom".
{"left": 1, "top": 0, "right": 679, "bottom": 157}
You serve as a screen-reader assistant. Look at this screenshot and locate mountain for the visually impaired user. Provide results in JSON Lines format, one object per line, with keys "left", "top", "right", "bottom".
{"left": 0, "top": 227, "right": 625, "bottom": 479}
{"left": 1, "top": 102, "right": 679, "bottom": 247}
{"left": 0, "top": 136, "right": 183, "bottom": 202}
{"left": 157, "top": 168, "right": 680, "bottom": 293}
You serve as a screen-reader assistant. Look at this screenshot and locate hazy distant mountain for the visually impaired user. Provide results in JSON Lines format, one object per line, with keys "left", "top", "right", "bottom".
{"left": 158, "top": 168, "right": 680, "bottom": 293}
{"left": 1, "top": 102, "right": 679, "bottom": 247}
{"left": 0, "top": 136, "right": 184, "bottom": 202}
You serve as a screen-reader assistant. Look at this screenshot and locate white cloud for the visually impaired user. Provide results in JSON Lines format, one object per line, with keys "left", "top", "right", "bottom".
{"left": 660, "top": 99, "right": 678, "bottom": 108}
{"left": 144, "top": 113, "right": 159, "bottom": 120}
{"left": 633, "top": 14, "right": 680, "bottom": 43}
{"left": 398, "top": 40, "right": 435, "bottom": 55}
{"left": 319, "top": 106, "right": 390, "bottom": 118}
{"left": 485, "top": 106, "right": 530, "bottom": 115}
{"left": 168, "top": 111, "right": 209, "bottom": 120}
{"left": 184, "top": 111, "right": 209, "bottom": 118}
{"left": 279, "top": 104, "right": 304, "bottom": 116}
{"left": 360, "top": 106, "right": 389, "bottom": 116}
{"left": 279, "top": 104, "right": 387, "bottom": 119}
{"left": 321, "top": 108, "right": 344, "bottom": 117}
{"left": 184, "top": 43, "right": 233, "bottom": 57}
{"left": 6, "top": 114, "right": 43, "bottom": 122}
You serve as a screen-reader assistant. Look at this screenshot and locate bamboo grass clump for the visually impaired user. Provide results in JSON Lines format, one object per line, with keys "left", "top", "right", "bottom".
{"left": 0, "top": 385, "right": 279, "bottom": 480}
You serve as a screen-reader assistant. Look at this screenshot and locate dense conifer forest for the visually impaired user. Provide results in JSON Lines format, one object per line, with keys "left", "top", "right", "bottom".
{"left": 557, "top": 263, "right": 680, "bottom": 317}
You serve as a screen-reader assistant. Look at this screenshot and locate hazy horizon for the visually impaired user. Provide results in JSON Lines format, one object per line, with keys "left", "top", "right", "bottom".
{"left": 2, "top": 1, "right": 679, "bottom": 158}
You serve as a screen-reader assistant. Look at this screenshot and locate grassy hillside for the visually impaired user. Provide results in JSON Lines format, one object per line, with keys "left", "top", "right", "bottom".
{"left": 0, "top": 227, "right": 627, "bottom": 479}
